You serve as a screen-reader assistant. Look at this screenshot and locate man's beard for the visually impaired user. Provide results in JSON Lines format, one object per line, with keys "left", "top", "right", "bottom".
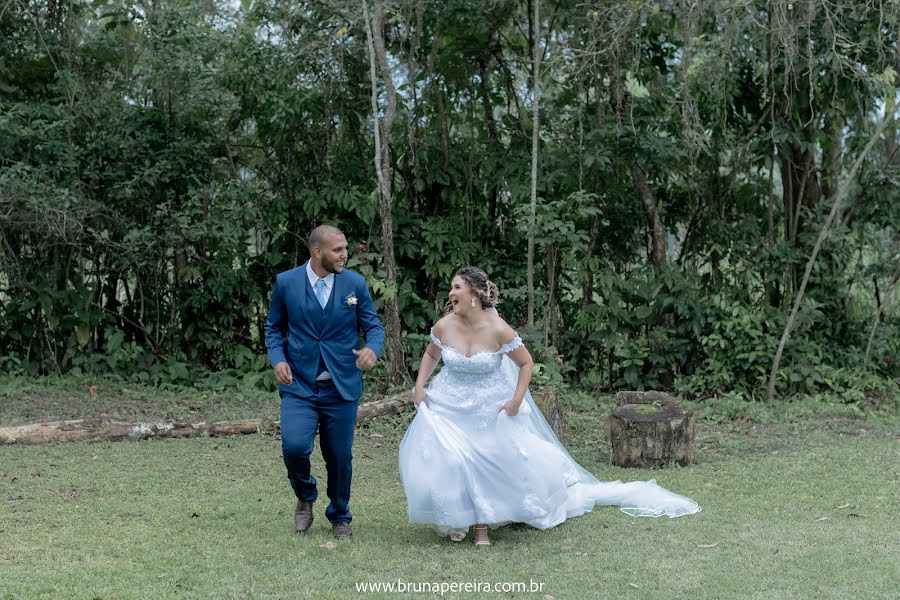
{"left": 322, "top": 256, "right": 343, "bottom": 273}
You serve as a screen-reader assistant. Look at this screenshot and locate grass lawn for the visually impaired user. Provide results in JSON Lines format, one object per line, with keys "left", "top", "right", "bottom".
{"left": 1, "top": 382, "right": 898, "bottom": 599}
{"left": 0, "top": 375, "right": 278, "bottom": 427}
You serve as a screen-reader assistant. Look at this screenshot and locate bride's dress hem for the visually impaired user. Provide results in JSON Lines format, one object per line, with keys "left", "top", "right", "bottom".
{"left": 399, "top": 327, "right": 700, "bottom": 536}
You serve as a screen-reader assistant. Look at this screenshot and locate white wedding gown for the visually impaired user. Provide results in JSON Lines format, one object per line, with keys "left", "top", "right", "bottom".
{"left": 398, "top": 327, "right": 700, "bottom": 535}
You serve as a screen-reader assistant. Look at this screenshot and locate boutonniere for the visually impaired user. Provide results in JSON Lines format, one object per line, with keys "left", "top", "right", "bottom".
{"left": 345, "top": 293, "right": 358, "bottom": 307}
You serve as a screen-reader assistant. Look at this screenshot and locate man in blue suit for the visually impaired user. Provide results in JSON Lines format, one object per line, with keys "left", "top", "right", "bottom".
{"left": 265, "top": 225, "right": 385, "bottom": 539}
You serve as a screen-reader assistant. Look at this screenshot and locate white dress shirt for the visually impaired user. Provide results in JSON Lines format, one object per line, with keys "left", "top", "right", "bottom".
{"left": 305, "top": 261, "right": 334, "bottom": 306}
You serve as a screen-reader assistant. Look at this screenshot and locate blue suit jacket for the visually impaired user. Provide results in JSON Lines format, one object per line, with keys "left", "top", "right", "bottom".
{"left": 264, "top": 263, "right": 385, "bottom": 401}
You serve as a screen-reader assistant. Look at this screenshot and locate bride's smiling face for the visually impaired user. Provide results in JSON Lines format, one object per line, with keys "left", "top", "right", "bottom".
{"left": 448, "top": 276, "right": 475, "bottom": 314}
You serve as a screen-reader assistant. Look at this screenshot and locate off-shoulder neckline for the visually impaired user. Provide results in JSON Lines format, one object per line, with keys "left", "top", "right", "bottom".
{"left": 429, "top": 328, "right": 522, "bottom": 358}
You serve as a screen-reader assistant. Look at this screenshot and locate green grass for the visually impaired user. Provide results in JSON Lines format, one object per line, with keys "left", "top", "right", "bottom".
{"left": 2, "top": 397, "right": 899, "bottom": 599}
{"left": 0, "top": 375, "right": 279, "bottom": 427}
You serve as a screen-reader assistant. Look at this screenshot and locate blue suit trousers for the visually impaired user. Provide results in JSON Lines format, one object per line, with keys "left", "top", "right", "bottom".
{"left": 280, "top": 379, "right": 358, "bottom": 524}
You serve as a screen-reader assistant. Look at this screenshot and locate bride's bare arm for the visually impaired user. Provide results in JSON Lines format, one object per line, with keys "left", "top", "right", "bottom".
{"left": 502, "top": 345, "right": 534, "bottom": 415}
{"left": 414, "top": 342, "right": 442, "bottom": 405}
{"left": 496, "top": 323, "right": 533, "bottom": 416}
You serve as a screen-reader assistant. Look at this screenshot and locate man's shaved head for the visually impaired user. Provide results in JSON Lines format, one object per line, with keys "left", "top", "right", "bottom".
{"left": 308, "top": 225, "right": 344, "bottom": 250}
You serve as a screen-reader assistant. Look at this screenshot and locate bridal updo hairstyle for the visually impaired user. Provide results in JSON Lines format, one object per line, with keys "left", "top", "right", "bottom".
{"left": 455, "top": 266, "right": 500, "bottom": 309}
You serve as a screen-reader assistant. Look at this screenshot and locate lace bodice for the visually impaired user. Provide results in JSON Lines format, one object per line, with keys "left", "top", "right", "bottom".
{"left": 429, "top": 330, "right": 522, "bottom": 375}
{"left": 425, "top": 328, "right": 524, "bottom": 422}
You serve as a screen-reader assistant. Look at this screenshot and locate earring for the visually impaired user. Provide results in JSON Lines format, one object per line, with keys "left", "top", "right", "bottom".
{"left": 470, "top": 298, "right": 476, "bottom": 307}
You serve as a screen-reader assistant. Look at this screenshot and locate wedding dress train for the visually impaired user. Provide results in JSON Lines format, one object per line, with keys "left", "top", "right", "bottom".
{"left": 398, "top": 328, "right": 700, "bottom": 535}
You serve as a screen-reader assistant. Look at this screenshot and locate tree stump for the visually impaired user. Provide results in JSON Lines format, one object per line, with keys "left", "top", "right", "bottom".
{"left": 531, "top": 385, "right": 564, "bottom": 443}
{"left": 610, "top": 391, "right": 694, "bottom": 468}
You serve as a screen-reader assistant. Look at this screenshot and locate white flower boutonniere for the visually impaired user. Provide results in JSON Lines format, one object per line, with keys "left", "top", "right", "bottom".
{"left": 345, "top": 293, "right": 358, "bottom": 307}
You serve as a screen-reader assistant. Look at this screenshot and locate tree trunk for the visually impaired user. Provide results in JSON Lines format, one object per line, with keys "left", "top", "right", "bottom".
{"left": 581, "top": 213, "right": 600, "bottom": 310}
{"left": 765, "top": 152, "right": 777, "bottom": 306}
{"left": 774, "top": 30, "right": 822, "bottom": 298}
{"left": 98, "top": 270, "right": 120, "bottom": 351}
{"left": 432, "top": 73, "right": 450, "bottom": 171}
{"left": 865, "top": 269, "right": 900, "bottom": 363}
{"left": 364, "top": 0, "right": 409, "bottom": 385}
{"left": 527, "top": 0, "right": 541, "bottom": 326}
{"left": 478, "top": 55, "right": 500, "bottom": 226}
{"left": 821, "top": 112, "right": 844, "bottom": 203}
{"left": 581, "top": 68, "right": 605, "bottom": 311}
{"left": 545, "top": 243, "right": 560, "bottom": 350}
{"left": 628, "top": 162, "right": 667, "bottom": 271}
{"left": 768, "top": 112, "right": 893, "bottom": 399}
{"left": 608, "top": 48, "right": 666, "bottom": 272}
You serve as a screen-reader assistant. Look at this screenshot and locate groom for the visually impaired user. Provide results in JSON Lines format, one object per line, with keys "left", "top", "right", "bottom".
{"left": 265, "top": 225, "right": 384, "bottom": 539}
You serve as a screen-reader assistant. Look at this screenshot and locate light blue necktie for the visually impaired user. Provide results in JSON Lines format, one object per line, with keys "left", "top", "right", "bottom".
{"left": 315, "top": 278, "right": 326, "bottom": 308}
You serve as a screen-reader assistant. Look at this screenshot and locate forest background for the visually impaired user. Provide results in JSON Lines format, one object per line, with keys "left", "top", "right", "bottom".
{"left": 2, "top": 0, "right": 898, "bottom": 408}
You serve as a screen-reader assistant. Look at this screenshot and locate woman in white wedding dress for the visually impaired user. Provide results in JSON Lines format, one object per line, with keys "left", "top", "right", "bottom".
{"left": 398, "top": 267, "right": 700, "bottom": 545}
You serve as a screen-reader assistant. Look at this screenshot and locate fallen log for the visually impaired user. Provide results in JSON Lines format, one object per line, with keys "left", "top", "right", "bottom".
{"left": 0, "top": 417, "right": 133, "bottom": 444}
{"left": 0, "top": 417, "right": 266, "bottom": 445}
{"left": 356, "top": 392, "right": 409, "bottom": 420}
{"left": 0, "top": 395, "right": 412, "bottom": 445}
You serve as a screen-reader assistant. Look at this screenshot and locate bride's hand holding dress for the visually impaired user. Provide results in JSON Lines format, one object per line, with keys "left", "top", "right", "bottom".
{"left": 413, "top": 339, "right": 443, "bottom": 407}
{"left": 499, "top": 399, "right": 521, "bottom": 416}
{"left": 412, "top": 387, "right": 428, "bottom": 407}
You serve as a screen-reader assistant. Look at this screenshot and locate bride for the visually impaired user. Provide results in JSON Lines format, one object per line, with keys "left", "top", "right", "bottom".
{"left": 398, "top": 267, "right": 700, "bottom": 546}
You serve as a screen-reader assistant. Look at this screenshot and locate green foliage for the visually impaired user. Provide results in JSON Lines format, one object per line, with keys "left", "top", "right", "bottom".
{"left": 677, "top": 292, "right": 780, "bottom": 398}
{"left": 0, "top": 0, "right": 897, "bottom": 403}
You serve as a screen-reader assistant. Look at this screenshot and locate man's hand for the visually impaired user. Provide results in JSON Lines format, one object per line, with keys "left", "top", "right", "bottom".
{"left": 353, "top": 347, "right": 377, "bottom": 370}
{"left": 273, "top": 361, "right": 293, "bottom": 385}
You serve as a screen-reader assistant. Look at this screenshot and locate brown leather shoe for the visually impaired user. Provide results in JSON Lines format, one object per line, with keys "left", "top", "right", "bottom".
{"left": 294, "top": 501, "right": 313, "bottom": 533}
{"left": 332, "top": 521, "right": 352, "bottom": 539}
